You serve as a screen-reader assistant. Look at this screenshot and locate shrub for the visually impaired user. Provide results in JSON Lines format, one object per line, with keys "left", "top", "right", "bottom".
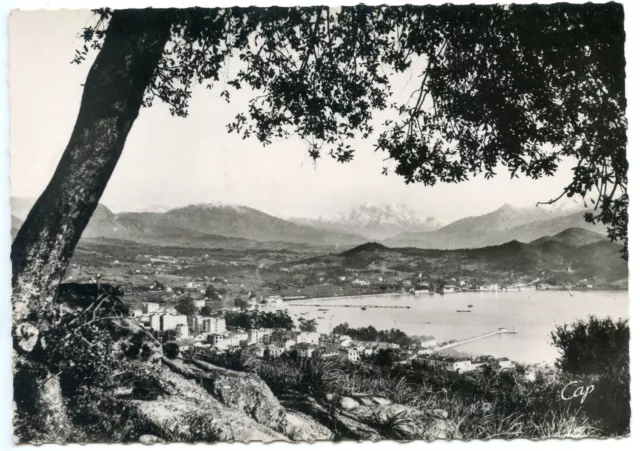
{"left": 163, "top": 342, "right": 180, "bottom": 359}
{"left": 551, "top": 316, "right": 630, "bottom": 436}
{"left": 551, "top": 315, "right": 629, "bottom": 375}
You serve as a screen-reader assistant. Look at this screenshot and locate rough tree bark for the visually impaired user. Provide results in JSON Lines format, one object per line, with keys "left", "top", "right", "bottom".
{"left": 12, "top": 10, "right": 171, "bottom": 351}
{"left": 11, "top": 9, "right": 172, "bottom": 439}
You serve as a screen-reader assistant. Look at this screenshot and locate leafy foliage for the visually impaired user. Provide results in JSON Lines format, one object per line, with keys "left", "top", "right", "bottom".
{"left": 551, "top": 315, "right": 629, "bottom": 435}
{"left": 298, "top": 317, "right": 318, "bottom": 332}
{"left": 224, "top": 310, "right": 295, "bottom": 330}
{"left": 75, "top": 4, "right": 627, "bottom": 256}
{"left": 175, "top": 295, "right": 198, "bottom": 317}
{"left": 163, "top": 341, "right": 180, "bottom": 359}
{"left": 551, "top": 315, "right": 629, "bottom": 376}
{"left": 332, "top": 322, "right": 419, "bottom": 347}
{"left": 199, "top": 305, "right": 213, "bottom": 316}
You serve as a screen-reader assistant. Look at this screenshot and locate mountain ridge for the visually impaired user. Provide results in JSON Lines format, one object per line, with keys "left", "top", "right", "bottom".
{"left": 289, "top": 203, "right": 444, "bottom": 240}
{"left": 385, "top": 205, "right": 607, "bottom": 249}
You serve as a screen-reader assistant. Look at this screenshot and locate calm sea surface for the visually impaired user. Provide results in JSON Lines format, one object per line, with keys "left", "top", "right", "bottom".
{"left": 285, "top": 291, "right": 628, "bottom": 364}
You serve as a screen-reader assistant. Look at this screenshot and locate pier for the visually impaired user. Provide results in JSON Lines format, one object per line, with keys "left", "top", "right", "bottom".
{"left": 287, "top": 303, "right": 411, "bottom": 309}
{"left": 433, "top": 328, "right": 517, "bottom": 352}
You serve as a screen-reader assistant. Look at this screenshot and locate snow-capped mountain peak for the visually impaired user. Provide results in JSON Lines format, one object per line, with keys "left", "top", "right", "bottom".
{"left": 295, "top": 203, "right": 444, "bottom": 240}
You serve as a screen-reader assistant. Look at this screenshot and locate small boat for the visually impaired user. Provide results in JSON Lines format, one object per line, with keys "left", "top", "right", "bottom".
{"left": 468, "top": 304, "right": 473, "bottom": 308}
{"left": 361, "top": 307, "right": 367, "bottom": 311}
{"left": 569, "top": 290, "right": 574, "bottom": 297}
{"left": 456, "top": 310, "right": 471, "bottom": 313}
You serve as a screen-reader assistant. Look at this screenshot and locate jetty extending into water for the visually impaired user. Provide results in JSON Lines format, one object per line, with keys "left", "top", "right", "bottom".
{"left": 433, "top": 328, "right": 518, "bottom": 352}
{"left": 287, "top": 303, "right": 411, "bottom": 309}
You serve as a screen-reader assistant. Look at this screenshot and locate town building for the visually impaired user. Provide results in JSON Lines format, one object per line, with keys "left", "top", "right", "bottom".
{"left": 161, "top": 314, "right": 188, "bottom": 332}
{"left": 149, "top": 313, "right": 161, "bottom": 331}
{"left": 264, "top": 295, "right": 284, "bottom": 305}
{"left": 191, "top": 316, "right": 226, "bottom": 334}
{"left": 266, "top": 345, "right": 286, "bottom": 359}
{"left": 291, "top": 343, "right": 317, "bottom": 358}
{"left": 419, "top": 335, "right": 437, "bottom": 348}
{"left": 339, "top": 347, "right": 360, "bottom": 362}
{"left": 316, "top": 346, "right": 340, "bottom": 359}
{"left": 142, "top": 302, "right": 160, "bottom": 314}
{"left": 495, "top": 357, "right": 514, "bottom": 369}
{"left": 176, "top": 323, "right": 189, "bottom": 339}
{"left": 352, "top": 279, "right": 371, "bottom": 287}
{"left": 296, "top": 331, "right": 320, "bottom": 345}
{"left": 248, "top": 328, "right": 273, "bottom": 345}
{"left": 208, "top": 333, "right": 233, "bottom": 349}
{"left": 193, "top": 299, "right": 206, "bottom": 309}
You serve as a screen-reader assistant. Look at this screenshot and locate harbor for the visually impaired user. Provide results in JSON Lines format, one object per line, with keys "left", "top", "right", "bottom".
{"left": 288, "top": 303, "right": 411, "bottom": 309}
{"left": 432, "top": 328, "right": 518, "bottom": 352}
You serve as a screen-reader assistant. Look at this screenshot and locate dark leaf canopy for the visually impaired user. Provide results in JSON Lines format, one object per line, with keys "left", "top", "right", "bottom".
{"left": 76, "top": 3, "right": 627, "bottom": 257}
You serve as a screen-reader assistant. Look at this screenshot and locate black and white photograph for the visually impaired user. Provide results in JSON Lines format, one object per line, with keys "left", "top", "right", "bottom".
{"left": 7, "top": 1, "right": 630, "bottom": 444}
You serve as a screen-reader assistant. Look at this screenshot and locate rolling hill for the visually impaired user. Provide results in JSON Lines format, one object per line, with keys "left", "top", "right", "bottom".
{"left": 328, "top": 232, "right": 627, "bottom": 284}
{"left": 530, "top": 228, "right": 608, "bottom": 247}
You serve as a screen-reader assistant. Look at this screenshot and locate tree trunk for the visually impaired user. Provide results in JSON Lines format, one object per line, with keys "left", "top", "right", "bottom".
{"left": 11, "top": 10, "right": 172, "bottom": 441}
{"left": 11, "top": 10, "right": 172, "bottom": 351}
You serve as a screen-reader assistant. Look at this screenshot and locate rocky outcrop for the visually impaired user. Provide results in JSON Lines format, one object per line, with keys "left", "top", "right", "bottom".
{"left": 18, "top": 294, "right": 454, "bottom": 444}
{"left": 160, "top": 357, "right": 332, "bottom": 442}
{"left": 280, "top": 392, "right": 459, "bottom": 441}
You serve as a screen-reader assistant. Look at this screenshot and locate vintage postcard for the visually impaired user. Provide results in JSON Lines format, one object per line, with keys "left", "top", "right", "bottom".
{"left": 9, "top": 2, "right": 629, "bottom": 444}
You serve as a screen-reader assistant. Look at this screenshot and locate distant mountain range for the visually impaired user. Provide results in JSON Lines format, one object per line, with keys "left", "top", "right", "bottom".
{"left": 11, "top": 198, "right": 614, "bottom": 252}
{"left": 289, "top": 203, "right": 444, "bottom": 240}
{"left": 10, "top": 198, "right": 367, "bottom": 248}
{"left": 384, "top": 203, "right": 607, "bottom": 249}
{"left": 337, "top": 227, "right": 626, "bottom": 284}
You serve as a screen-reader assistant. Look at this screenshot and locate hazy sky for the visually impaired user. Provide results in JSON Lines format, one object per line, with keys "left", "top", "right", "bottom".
{"left": 10, "top": 9, "right": 579, "bottom": 223}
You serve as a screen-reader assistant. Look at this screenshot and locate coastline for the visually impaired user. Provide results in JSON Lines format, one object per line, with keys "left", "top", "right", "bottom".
{"left": 285, "top": 289, "right": 627, "bottom": 303}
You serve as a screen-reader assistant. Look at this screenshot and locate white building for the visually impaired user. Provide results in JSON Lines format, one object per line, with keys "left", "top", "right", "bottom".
{"left": 339, "top": 348, "right": 360, "bottom": 362}
{"left": 176, "top": 324, "right": 189, "bottom": 339}
{"left": 479, "top": 284, "right": 499, "bottom": 291}
{"left": 150, "top": 313, "right": 161, "bottom": 331}
{"left": 496, "top": 358, "right": 514, "bottom": 369}
{"left": 248, "top": 328, "right": 273, "bottom": 345}
{"left": 208, "top": 332, "right": 245, "bottom": 349}
{"left": 193, "top": 299, "right": 206, "bottom": 309}
{"left": 420, "top": 336, "right": 437, "bottom": 348}
{"left": 161, "top": 314, "right": 188, "bottom": 332}
{"left": 264, "top": 295, "right": 283, "bottom": 305}
{"left": 190, "top": 316, "right": 226, "bottom": 334}
{"left": 274, "top": 339, "right": 296, "bottom": 350}
{"left": 352, "top": 279, "right": 370, "bottom": 287}
{"left": 296, "top": 331, "right": 320, "bottom": 345}
{"left": 202, "top": 317, "right": 226, "bottom": 334}
{"left": 131, "top": 309, "right": 143, "bottom": 318}
{"left": 266, "top": 345, "right": 286, "bottom": 358}
{"left": 142, "top": 302, "right": 160, "bottom": 314}
{"left": 207, "top": 333, "right": 227, "bottom": 349}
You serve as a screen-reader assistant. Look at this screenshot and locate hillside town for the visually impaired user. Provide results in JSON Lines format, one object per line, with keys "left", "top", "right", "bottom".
{"left": 129, "top": 294, "right": 526, "bottom": 377}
